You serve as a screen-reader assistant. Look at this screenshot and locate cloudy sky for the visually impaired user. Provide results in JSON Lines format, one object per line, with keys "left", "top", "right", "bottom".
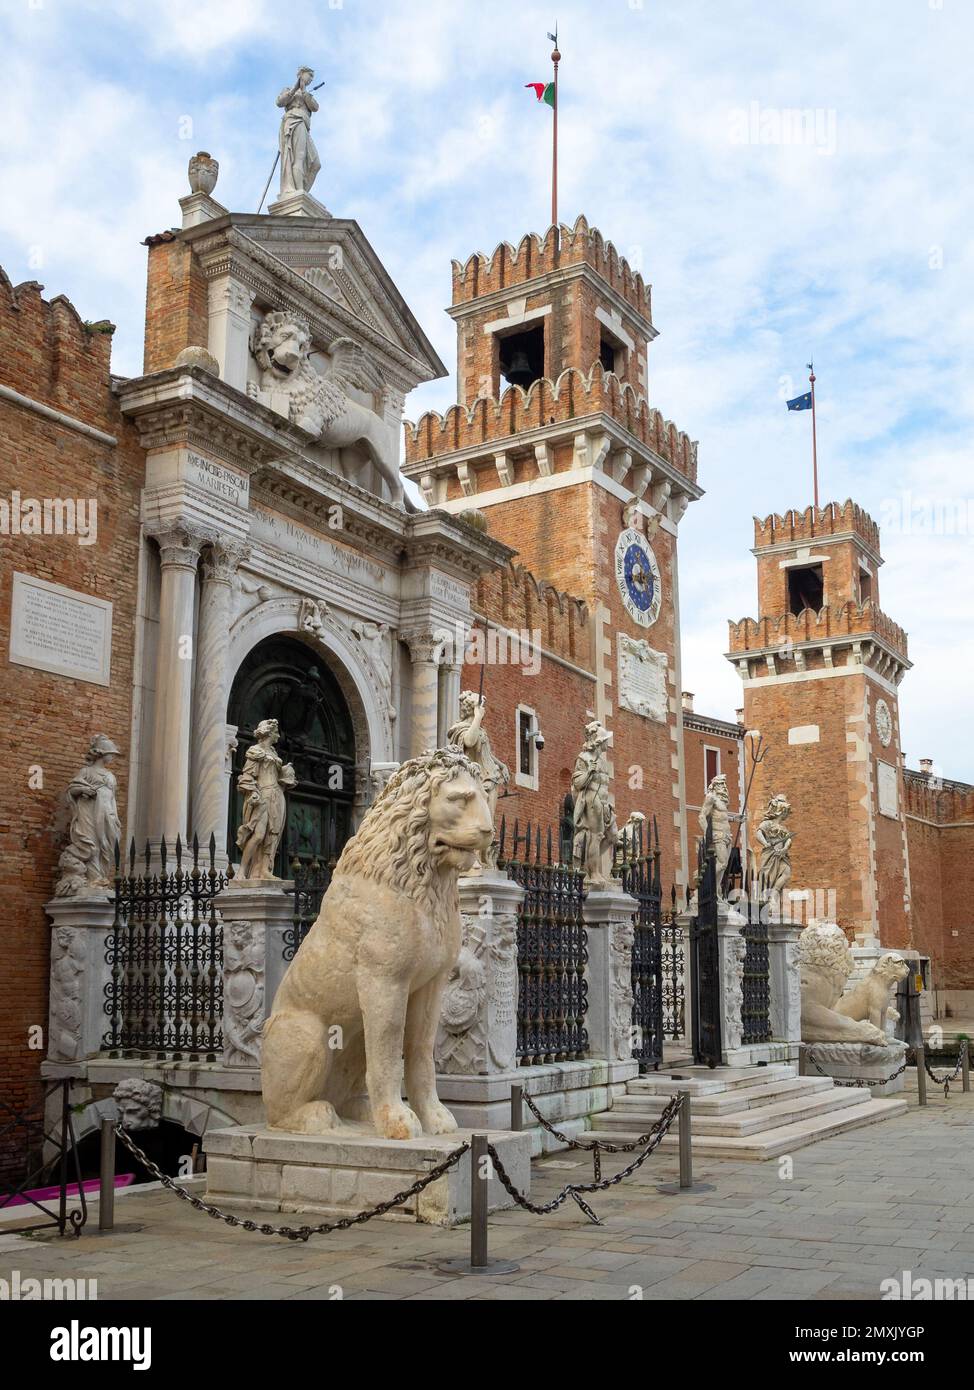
{"left": 1, "top": 0, "right": 970, "bottom": 779}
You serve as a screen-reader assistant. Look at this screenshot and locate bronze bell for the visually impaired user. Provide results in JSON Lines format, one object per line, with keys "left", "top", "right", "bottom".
{"left": 503, "top": 349, "right": 534, "bottom": 387}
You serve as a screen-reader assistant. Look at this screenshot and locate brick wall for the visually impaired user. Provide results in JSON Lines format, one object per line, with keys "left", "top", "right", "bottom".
{"left": 0, "top": 268, "right": 144, "bottom": 1175}
{"left": 142, "top": 231, "right": 209, "bottom": 374}
{"left": 904, "top": 773, "right": 974, "bottom": 989}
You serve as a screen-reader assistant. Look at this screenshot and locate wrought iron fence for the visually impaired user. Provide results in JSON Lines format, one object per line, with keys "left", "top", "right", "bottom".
{"left": 740, "top": 894, "right": 772, "bottom": 1045}
{"left": 615, "top": 818, "right": 664, "bottom": 1070}
{"left": 104, "top": 836, "right": 226, "bottom": 1059}
{"left": 284, "top": 856, "right": 336, "bottom": 960}
{"left": 689, "top": 821, "right": 722, "bottom": 1068}
{"left": 497, "top": 818, "right": 589, "bottom": 1066}
{"left": 0, "top": 1078, "right": 87, "bottom": 1236}
{"left": 661, "top": 895, "right": 686, "bottom": 1042}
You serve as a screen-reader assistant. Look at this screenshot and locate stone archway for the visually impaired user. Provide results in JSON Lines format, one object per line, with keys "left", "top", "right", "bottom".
{"left": 227, "top": 633, "right": 358, "bottom": 873}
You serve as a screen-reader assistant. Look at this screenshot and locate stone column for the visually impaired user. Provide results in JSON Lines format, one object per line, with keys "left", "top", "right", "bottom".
{"left": 216, "top": 881, "right": 295, "bottom": 1068}
{"left": 438, "top": 661, "right": 462, "bottom": 748}
{"left": 582, "top": 886, "right": 640, "bottom": 1081}
{"left": 402, "top": 630, "right": 442, "bottom": 757}
{"left": 147, "top": 524, "right": 206, "bottom": 844}
{"left": 206, "top": 276, "right": 256, "bottom": 391}
{"left": 767, "top": 913, "right": 802, "bottom": 1058}
{"left": 192, "top": 540, "right": 248, "bottom": 859}
{"left": 717, "top": 902, "right": 749, "bottom": 1065}
{"left": 45, "top": 896, "right": 117, "bottom": 1063}
{"left": 435, "top": 870, "right": 524, "bottom": 1078}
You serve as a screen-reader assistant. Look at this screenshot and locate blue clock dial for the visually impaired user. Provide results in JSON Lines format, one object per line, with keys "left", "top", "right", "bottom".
{"left": 623, "top": 543, "right": 655, "bottom": 612}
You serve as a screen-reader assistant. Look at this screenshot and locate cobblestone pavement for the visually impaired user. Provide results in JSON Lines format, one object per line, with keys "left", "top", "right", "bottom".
{"left": 2, "top": 1079, "right": 972, "bottom": 1301}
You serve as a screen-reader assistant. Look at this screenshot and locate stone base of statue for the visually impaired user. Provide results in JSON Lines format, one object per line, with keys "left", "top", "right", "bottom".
{"left": 202, "top": 1123, "right": 531, "bottom": 1227}
{"left": 45, "top": 893, "right": 117, "bottom": 1063}
{"left": 801, "top": 1039, "right": 908, "bottom": 1096}
{"left": 267, "top": 190, "right": 331, "bottom": 218}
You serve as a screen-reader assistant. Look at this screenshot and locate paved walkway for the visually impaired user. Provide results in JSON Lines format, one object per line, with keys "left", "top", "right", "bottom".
{"left": 3, "top": 1077, "right": 972, "bottom": 1301}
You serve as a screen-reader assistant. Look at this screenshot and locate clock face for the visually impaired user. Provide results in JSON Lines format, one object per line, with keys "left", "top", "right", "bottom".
{"left": 614, "top": 527, "right": 662, "bottom": 627}
{"left": 875, "top": 698, "right": 893, "bottom": 748}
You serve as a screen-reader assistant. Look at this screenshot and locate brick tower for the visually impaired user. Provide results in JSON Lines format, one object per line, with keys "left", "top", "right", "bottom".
{"left": 402, "top": 215, "right": 702, "bottom": 893}
{"left": 727, "top": 500, "right": 914, "bottom": 947}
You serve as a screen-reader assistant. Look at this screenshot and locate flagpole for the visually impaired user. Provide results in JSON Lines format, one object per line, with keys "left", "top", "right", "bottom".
{"left": 808, "top": 361, "right": 819, "bottom": 509}
{"left": 551, "top": 36, "right": 560, "bottom": 228}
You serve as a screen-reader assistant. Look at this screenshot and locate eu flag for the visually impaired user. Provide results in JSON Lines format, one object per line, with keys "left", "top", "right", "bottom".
{"left": 786, "top": 392, "right": 813, "bottom": 411}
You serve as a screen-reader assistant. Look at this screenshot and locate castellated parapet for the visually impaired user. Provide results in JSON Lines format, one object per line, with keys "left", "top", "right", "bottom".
{"left": 474, "top": 559, "right": 591, "bottom": 668}
{"left": 753, "top": 499, "right": 881, "bottom": 554}
{"left": 451, "top": 215, "right": 651, "bottom": 323}
{"left": 728, "top": 599, "right": 909, "bottom": 666}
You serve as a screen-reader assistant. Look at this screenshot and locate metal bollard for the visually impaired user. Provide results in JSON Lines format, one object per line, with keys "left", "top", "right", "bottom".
{"left": 99, "top": 1119, "right": 116, "bottom": 1232}
{"left": 915, "top": 1043, "right": 927, "bottom": 1107}
{"left": 510, "top": 1084, "right": 523, "bottom": 1132}
{"left": 678, "top": 1090, "right": 693, "bottom": 1190}
{"left": 962, "top": 1039, "right": 970, "bottom": 1094}
{"left": 470, "top": 1133, "right": 489, "bottom": 1269}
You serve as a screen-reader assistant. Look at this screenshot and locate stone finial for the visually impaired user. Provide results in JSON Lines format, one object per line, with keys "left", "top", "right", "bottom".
{"left": 188, "top": 151, "right": 219, "bottom": 196}
{"left": 173, "top": 344, "right": 220, "bottom": 376}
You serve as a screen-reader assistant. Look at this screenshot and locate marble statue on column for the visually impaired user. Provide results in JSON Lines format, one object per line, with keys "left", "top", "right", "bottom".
{"left": 699, "top": 774, "right": 732, "bottom": 897}
{"left": 277, "top": 67, "right": 321, "bottom": 196}
{"left": 54, "top": 735, "right": 123, "bottom": 897}
{"left": 572, "top": 721, "right": 618, "bottom": 887}
{"left": 234, "top": 719, "right": 296, "bottom": 881}
{"left": 756, "top": 793, "right": 794, "bottom": 901}
{"left": 447, "top": 691, "right": 510, "bottom": 870}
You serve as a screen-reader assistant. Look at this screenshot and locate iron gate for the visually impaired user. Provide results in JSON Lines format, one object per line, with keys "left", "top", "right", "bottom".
{"left": 104, "top": 836, "right": 226, "bottom": 1058}
{"left": 497, "top": 818, "right": 589, "bottom": 1065}
{"left": 689, "top": 820, "right": 722, "bottom": 1067}
{"left": 616, "top": 818, "right": 664, "bottom": 1070}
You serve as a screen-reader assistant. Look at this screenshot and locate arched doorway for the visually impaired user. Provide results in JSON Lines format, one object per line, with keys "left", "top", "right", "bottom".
{"left": 227, "top": 635, "right": 357, "bottom": 874}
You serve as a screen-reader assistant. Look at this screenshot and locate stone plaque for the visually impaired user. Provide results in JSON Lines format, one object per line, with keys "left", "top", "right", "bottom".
{"left": 618, "top": 634, "right": 667, "bottom": 723}
{"left": 877, "top": 760, "right": 899, "bottom": 819}
{"left": 9, "top": 573, "right": 112, "bottom": 685}
{"left": 185, "top": 450, "right": 249, "bottom": 508}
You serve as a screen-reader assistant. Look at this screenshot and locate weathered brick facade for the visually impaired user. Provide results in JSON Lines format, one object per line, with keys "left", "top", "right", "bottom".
{"left": 903, "top": 772, "right": 974, "bottom": 996}
{"left": 0, "top": 269, "right": 144, "bottom": 1171}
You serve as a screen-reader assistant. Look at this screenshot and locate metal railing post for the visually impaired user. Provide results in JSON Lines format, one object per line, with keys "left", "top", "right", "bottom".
{"left": 470, "top": 1134, "right": 489, "bottom": 1269}
{"left": 510, "top": 1084, "right": 523, "bottom": 1132}
{"left": 962, "top": 1038, "right": 970, "bottom": 1094}
{"left": 915, "top": 1043, "right": 927, "bottom": 1107}
{"left": 678, "top": 1090, "right": 693, "bottom": 1189}
{"left": 99, "top": 1119, "right": 116, "bottom": 1232}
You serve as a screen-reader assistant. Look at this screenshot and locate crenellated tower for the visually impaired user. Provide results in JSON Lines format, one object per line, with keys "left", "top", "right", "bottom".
{"left": 402, "top": 215, "right": 703, "bottom": 894}
{"left": 728, "top": 499, "right": 914, "bottom": 947}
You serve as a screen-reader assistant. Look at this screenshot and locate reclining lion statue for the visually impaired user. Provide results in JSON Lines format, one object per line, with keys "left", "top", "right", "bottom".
{"left": 798, "top": 924, "right": 887, "bottom": 1045}
{"left": 250, "top": 310, "right": 404, "bottom": 506}
{"left": 261, "top": 749, "right": 493, "bottom": 1139}
{"left": 835, "top": 952, "right": 910, "bottom": 1035}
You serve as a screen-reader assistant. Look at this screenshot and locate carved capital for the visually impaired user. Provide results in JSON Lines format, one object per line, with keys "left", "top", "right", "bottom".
{"left": 201, "top": 539, "right": 250, "bottom": 585}
{"left": 147, "top": 522, "right": 210, "bottom": 571}
{"left": 401, "top": 629, "right": 445, "bottom": 666}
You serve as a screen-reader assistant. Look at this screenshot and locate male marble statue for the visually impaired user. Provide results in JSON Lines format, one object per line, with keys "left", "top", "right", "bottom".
{"left": 798, "top": 924, "right": 887, "bottom": 1044}
{"left": 276, "top": 66, "right": 321, "bottom": 197}
{"left": 261, "top": 749, "right": 493, "bottom": 1139}
{"left": 571, "top": 720, "right": 618, "bottom": 887}
{"left": 447, "top": 690, "right": 510, "bottom": 870}
{"left": 54, "top": 735, "right": 123, "bottom": 897}
{"left": 699, "top": 774, "right": 732, "bottom": 895}
{"left": 234, "top": 718, "right": 296, "bottom": 880}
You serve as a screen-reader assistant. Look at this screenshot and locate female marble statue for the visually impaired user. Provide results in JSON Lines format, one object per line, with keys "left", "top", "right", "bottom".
{"left": 572, "top": 720, "right": 618, "bottom": 886}
{"left": 447, "top": 691, "right": 509, "bottom": 870}
{"left": 276, "top": 67, "right": 321, "bottom": 197}
{"left": 54, "top": 734, "right": 122, "bottom": 897}
{"left": 235, "top": 719, "right": 296, "bottom": 880}
{"left": 756, "top": 793, "right": 794, "bottom": 898}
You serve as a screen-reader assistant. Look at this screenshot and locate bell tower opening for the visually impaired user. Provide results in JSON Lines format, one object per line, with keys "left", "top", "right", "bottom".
{"left": 787, "top": 563, "right": 824, "bottom": 616}
{"left": 497, "top": 323, "right": 545, "bottom": 390}
{"left": 226, "top": 634, "right": 357, "bottom": 874}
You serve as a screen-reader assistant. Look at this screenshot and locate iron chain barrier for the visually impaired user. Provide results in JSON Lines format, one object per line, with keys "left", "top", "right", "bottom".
{"left": 803, "top": 1039, "right": 970, "bottom": 1099}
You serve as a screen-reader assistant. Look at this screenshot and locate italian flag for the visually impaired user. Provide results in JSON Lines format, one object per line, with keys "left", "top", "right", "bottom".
{"left": 525, "top": 82, "right": 555, "bottom": 107}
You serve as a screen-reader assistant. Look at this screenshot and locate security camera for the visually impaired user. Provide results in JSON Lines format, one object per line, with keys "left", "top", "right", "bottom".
{"left": 534, "top": 729, "right": 545, "bottom": 751}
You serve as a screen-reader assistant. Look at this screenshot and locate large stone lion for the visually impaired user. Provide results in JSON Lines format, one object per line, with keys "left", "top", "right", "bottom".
{"left": 798, "top": 924, "right": 887, "bottom": 1045}
{"left": 250, "top": 310, "right": 404, "bottom": 506}
{"left": 261, "top": 749, "right": 493, "bottom": 1139}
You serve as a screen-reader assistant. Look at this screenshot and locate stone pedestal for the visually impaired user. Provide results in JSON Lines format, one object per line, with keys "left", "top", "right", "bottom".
{"left": 203, "top": 1124, "right": 531, "bottom": 1227}
{"left": 801, "top": 1040, "right": 908, "bottom": 1096}
{"left": 435, "top": 871, "right": 523, "bottom": 1078}
{"left": 45, "top": 894, "right": 116, "bottom": 1063}
{"left": 582, "top": 885, "right": 640, "bottom": 1077}
{"left": 215, "top": 880, "right": 295, "bottom": 1068}
{"left": 266, "top": 191, "right": 331, "bottom": 218}
{"left": 767, "top": 912, "right": 802, "bottom": 1060}
{"left": 719, "top": 903, "right": 791, "bottom": 1067}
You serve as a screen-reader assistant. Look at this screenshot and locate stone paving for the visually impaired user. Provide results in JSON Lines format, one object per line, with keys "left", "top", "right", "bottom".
{"left": 2, "top": 1076, "right": 972, "bottom": 1301}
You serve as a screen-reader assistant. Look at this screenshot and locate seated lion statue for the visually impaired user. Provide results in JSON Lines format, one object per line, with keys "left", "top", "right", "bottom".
{"left": 798, "top": 924, "right": 887, "bottom": 1045}
{"left": 835, "top": 952, "right": 910, "bottom": 1034}
{"left": 261, "top": 749, "right": 493, "bottom": 1139}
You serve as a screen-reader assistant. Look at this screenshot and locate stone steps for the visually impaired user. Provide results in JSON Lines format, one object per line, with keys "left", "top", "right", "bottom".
{"left": 585, "top": 1062, "right": 909, "bottom": 1160}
